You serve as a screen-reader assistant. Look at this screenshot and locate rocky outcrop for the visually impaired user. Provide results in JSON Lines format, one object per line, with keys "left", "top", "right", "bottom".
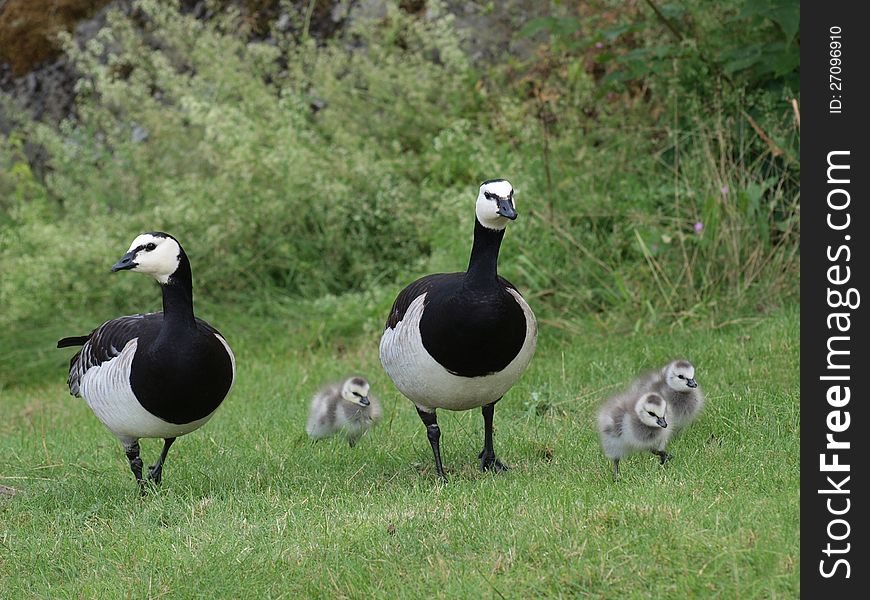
{"left": 0, "top": 0, "right": 545, "bottom": 131}
{"left": 0, "top": 0, "right": 113, "bottom": 76}
{"left": 0, "top": 0, "right": 347, "bottom": 127}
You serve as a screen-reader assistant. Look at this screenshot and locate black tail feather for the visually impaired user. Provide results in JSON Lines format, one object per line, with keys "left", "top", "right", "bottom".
{"left": 57, "top": 335, "right": 90, "bottom": 349}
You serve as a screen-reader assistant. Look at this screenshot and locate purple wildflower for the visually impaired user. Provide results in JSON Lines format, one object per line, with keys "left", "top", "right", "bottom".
{"left": 720, "top": 184, "right": 729, "bottom": 195}
{"left": 694, "top": 222, "right": 704, "bottom": 233}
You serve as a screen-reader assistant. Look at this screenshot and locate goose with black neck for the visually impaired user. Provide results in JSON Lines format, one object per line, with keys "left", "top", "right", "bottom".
{"left": 58, "top": 232, "right": 236, "bottom": 493}
{"left": 379, "top": 179, "right": 537, "bottom": 481}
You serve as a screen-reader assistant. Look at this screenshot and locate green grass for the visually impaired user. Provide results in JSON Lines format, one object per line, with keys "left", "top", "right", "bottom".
{"left": 0, "top": 302, "right": 798, "bottom": 598}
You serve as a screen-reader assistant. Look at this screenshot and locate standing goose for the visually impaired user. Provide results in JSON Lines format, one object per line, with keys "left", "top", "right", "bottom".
{"left": 57, "top": 232, "right": 235, "bottom": 492}
{"left": 379, "top": 179, "right": 537, "bottom": 481}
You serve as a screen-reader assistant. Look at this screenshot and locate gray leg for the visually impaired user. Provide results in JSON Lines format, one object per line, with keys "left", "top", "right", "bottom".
{"left": 651, "top": 449, "right": 673, "bottom": 465}
{"left": 148, "top": 437, "right": 176, "bottom": 485}
{"left": 416, "top": 407, "right": 447, "bottom": 482}
{"left": 479, "top": 399, "right": 507, "bottom": 472}
{"left": 612, "top": 459, "right": 620, "bottom": 481}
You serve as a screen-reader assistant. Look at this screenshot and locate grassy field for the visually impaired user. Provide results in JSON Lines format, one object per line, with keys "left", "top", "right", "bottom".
{"left": 0, "top": 302, "right": 799, "bottom": 598}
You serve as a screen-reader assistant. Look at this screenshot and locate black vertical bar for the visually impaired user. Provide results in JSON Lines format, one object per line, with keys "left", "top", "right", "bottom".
{"left": 802, "top": 3, "right": 868, "bottom": 596}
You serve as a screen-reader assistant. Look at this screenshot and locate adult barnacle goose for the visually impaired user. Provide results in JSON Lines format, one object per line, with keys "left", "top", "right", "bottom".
{"left": 57, "top": 232, "right": 235, "bottom": 492}
{"left": 379, "top": 179, "right": 537, "bottom": 481}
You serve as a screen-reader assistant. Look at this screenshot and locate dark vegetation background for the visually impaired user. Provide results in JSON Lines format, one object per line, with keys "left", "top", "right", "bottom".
{"left": 0, "top": 0, "right": 800, "bottom": 390}
{"left": 0, "top": 0, "right": 798, "bottom": 386}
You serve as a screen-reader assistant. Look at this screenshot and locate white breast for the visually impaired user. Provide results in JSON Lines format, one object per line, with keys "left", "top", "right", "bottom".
{"left": 79, "top": 338, "right": 217, "bottom": 440}
{"left": 379, "top": 289, "right": 537, "bottom": 412}
{"left": 215, "top": 332, "right": 237, "bottom": 396}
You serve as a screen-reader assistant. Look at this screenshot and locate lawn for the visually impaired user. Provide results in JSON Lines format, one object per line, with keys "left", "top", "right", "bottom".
{"left": 0, "top": 303, "right": 799, "bottom": 598}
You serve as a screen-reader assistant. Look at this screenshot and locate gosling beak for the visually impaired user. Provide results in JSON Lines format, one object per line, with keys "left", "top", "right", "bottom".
{"left": 359, "top": 396, "right": 370, "bottom": 406}
{"left": 111, "top": 251, "right": 137, "bottom": 273}
{"left": 686, "top": 379, "right": 698, "bottom": 388}
{"left": 496, "top": 197, "right": 517, "bottom": 220}
{"left": 656, "top": 417, "right": 668, "bottom": 428}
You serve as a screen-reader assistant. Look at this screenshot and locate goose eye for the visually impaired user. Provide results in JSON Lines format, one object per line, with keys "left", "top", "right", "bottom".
{"left": 677, "top": 374, "right": 685, "bottom": 379}
{"left": 648, "top": 411, "right": 656, "bottom": 417}
{"left": 352, "top": 391, "right": 361, "bottom": 397}
{"left": 145, "top": 242, "right": 157, "bottom": 251}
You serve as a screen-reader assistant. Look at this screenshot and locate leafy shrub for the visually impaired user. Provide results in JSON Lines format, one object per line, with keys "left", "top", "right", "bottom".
{"left": 1, "top": 0, "right": 476, "bottom": 329}
{"left": 0, "top": 0, "right": 799, "bottom": 348}
{"left": 520, "top": 0, "right": 799, "bottom": 95}
{"left": 493, "top": 0, "right": 799, "bottom": 328}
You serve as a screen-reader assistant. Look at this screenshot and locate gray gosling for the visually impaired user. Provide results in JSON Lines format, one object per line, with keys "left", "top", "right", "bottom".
{"left": 598, "top": 392, "right": 671, "bottom": 479}
{"left": 632, "top": 359, "right": 704, "bottom": 433}
{"left": 306, "top": 376, "right": 382, "bottom": 447}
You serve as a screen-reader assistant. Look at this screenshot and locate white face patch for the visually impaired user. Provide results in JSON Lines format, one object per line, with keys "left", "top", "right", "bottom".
{"left": 126, "top": 234, "right": 181, "bottom": 284}
{"left": 636, "top": 394, "right": 667, "bottom": 427}
{"left": 665, "top": 361, "right": 696, "bottom": 391}
{"left": 341, "top": 378, "right": 371, "bottom": 405}
{"left": 475, "top": 180, "right": 515, "bottom": 231}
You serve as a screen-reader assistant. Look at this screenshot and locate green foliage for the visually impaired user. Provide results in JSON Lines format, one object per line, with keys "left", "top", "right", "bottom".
{"left": 501, "top": 0, "right": 800, "bottom": 328}
{"left": 1, "top": 1, "right": 470, "bottom": 332}
{"left": 1, "top": 0, "right": 799, "bottom": 345}
{"left": 722, "top": 0, "right": 799, "bottom": 85}
{"left": 522, "top": 0, "right": 799, "bottom": 94}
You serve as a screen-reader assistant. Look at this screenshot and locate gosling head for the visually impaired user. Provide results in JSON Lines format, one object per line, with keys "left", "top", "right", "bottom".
{"left": 475, "top": 179, "right": 517, "bottom": 231}
{"left": 111, "top": 232, "right": 183, "bottom": 285}
{"left": 663, "top": 360, "right": 698, "bottom": 391}
{"left": 341, "top": 377, "right": 371, "bottom": 407}
{"left": 636, "top": 393, "right": 668, "bottom": 429}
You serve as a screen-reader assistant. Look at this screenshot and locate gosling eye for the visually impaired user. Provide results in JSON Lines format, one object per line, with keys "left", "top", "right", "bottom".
{"left": 352, "top": 391, "right": 362, "bottom": 397}
{"left": 648, "top": 411, "right": 656, "bottom": 417}
{"left": 677, "top": 374, "right": 685, "bottom": 380}
{"left": 145, "top": 242, "right": 157, "bottom": 251}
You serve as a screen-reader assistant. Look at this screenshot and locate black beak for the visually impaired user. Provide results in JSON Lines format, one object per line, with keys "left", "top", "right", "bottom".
{"left": 496, "top": 197, "right": 517, "bottom": 220}
{"left": 686, "top": 378, "right": 698, "bottom": 388}
{"left": 656, "top": 417, "right": 668, "bottom": 428}
{"left": 111, "top": 251, "right": 137, "bottom": 273}
{"left": 359, "top": 396, "right": 370, "bottom": 406}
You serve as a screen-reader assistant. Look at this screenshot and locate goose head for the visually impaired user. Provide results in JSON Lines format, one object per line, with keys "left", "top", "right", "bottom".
{"left": 111, "top": 232, "right": 182, "bottom": 285}
{"left": 475, "top": 179, "right": 517, "bottom": 230}
{"left": 341, "top": 376, "right": 371, "bottom": 407}
{"left": 663, "top": 360, "right": 698, "bottom": 391}
{"left": 636, "top": 393, "right": 668, "bottom": 428}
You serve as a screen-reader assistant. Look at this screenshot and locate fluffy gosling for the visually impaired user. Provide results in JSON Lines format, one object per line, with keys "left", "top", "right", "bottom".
{"left": 306, "top": 376, "right": 382, "bottom": 447}
{"left": 598, "top": 392, "right": 671, "bottom": 479}
{"left": 632, "top": 360, "right": 704, "bottom": 433}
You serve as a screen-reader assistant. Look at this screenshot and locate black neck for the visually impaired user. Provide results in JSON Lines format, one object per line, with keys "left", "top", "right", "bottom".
{"left": 160, "top": 253, "right": 196, "bottom": 330}
{"left": 465, "top": 219, "right": 505, "bottom": 287}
